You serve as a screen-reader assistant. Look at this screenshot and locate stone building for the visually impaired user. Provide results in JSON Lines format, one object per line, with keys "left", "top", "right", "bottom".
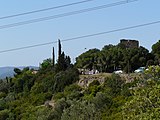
{"left": 120, "top": 39, "right": 139, "bottom": 48}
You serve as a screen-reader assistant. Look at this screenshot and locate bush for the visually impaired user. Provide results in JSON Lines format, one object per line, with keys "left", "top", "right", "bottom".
{"left": 53, "top": 68, "right": 79, "bottom": 93}
{"left": 49, "top": 98, "right": 70, "bottom": 120}
{"left": 0, "top": 92, "right": 6, "bottom": 99}
{"left": 0, "top": 109, "right": 9, "bottom": 120}
{"left": 91, "top": 92, "right": 111, "bottom": 110}
{"left": 88, "top": 80, "right": 100, "bottom": 88}
{"left": 103, "top": 74, "right": 124, "bottom": 96}
{"left": 61, "top": 101, "right": 101, "bottom": 120}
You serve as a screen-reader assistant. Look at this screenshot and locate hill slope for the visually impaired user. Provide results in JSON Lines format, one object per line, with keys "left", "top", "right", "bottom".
{"left": 0, "top": 66, "right": 38, "bottom": 79}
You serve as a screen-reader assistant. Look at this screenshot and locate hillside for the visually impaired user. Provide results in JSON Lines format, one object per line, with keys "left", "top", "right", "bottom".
{"left": 0, "top": 63, "right": 160, "bottom": 119}
{"left": 0, "top": 67, "right": 15, "bottom": 79}
{"left": 0, "top": 66, "right": 38, "bottom": 79}
{"left": 1, "top": 39, "right": 160, "bottom": 119}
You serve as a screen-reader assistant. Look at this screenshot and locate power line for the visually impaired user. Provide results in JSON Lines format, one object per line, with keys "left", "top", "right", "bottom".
{"left": 0, "top": 0, "right": 95, "bottom": 20}
{"left": 0, "top": 20, "right": 160, "bottom": 54}
{"left": 0, "top": 42, "right": 55, "bottom": 53}
{"left": 0, "top": 0, "right": 138, "bottom": 30}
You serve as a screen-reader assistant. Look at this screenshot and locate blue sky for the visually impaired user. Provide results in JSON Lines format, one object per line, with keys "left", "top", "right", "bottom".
{"left": 0, "top": 0, "right": 160, "bottom": 67}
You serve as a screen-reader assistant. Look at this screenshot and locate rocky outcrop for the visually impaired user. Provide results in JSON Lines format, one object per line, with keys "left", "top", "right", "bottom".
{"left": 78, "top": 73, "right": 111, "bottom": 88}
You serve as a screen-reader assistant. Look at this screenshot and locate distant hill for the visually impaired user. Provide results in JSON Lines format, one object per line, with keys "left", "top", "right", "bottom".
{"left": 0, "top": 66, "right": 39, "bottom": 79}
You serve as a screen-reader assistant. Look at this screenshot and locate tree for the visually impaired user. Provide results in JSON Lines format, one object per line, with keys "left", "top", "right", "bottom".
{"left": 76, "top": 43, "right": 152, "bottom": 73}
{"left": 152, "top": 40, "right": 160, "bottom": 55}
{"left": 102, "top": 44, "right": 115, "bottom": 51}
{"left": 52, "top": 47, "right": 55, "bottom": 67}
{"left": 58, "top": 39, "right": 62, "bottom": 58}
{"left": 61, "top": 101, "right": 100, "bottom": 120}
{"left": 53, "top": 68, "right": 79, "bottom": 92}
{"left": 152, "top": 40, "right": 160, "bottom": 64}
{"left": 0, "top": 109, "right": 9, "bottom": 120}
{"left": 122, "top": 66, "right": 160, "bottom": 119}
{"left": 56, "top": 52, "right": 72, "bottom": 72}
{"left": 103, "top": 74, "right": 124, "bottom": 96}
{"left": 0, "top": 80, "right": 9, "bottom": 93}
{"left": 122, "top": 81, "right": 160, "bottom": 119}
{"left": 75, "top": 48, "right": 100, "bottom": 70}
{"left": 55, "top": 40, "right": 72, "bottom": 72}
{"left": 14, "top": 68, "right": 22, "bottom": 75}
{"left": 40, "top": 58, "right": 52, "bottom": 70}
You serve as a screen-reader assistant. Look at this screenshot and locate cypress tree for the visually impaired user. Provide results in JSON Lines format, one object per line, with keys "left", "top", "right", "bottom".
{"left": 52, "top": 47, "right": 55, "bottom": 67}
{"left": 56, "top": 39, "right": 71, "bottom": 72}
{"left": 58, "top": 39, "right": 62, "bottom": 58}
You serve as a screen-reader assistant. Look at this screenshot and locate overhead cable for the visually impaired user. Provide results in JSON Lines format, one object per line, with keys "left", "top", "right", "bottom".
{"left": 0, "top": 0, "right": 95, "bottom": 20}
{"left": 0, "top": 0, "right": 138, "bottom": 30}
{"left": 0, "top": 19, "right": 160, "bottom": 54}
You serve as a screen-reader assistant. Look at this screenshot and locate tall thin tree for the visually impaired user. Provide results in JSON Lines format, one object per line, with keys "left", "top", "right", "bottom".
{"left": 52, "top": 47, "right": 55, "bottom": 67}
{"left": 58, "top": 39, "right": 62, "bottom": 58}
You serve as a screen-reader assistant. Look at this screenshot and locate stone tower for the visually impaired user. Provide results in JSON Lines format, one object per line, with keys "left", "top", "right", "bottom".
{"left": 120, "top": 39, "right": 139, "bottom": 48}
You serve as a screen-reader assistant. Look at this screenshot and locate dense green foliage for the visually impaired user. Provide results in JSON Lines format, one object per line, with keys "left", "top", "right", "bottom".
{"left": 3, "top": 67, "right": 160, "bottom": 120}
{"left": 0, "top": 43, "right": 80, "bottom": 119}
{"left": 152, "top": 40, "right": 160, "bottom": 65}
{"left": 76, "top": 43, "right": 155, "bottom": 73}
{"left": 1, "top": 40, "right": 160, "bottom": 119}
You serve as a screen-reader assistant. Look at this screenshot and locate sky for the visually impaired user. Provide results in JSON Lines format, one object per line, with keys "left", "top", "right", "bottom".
{"left": 0, "top": 0, "right": 160, "bottom": 67}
